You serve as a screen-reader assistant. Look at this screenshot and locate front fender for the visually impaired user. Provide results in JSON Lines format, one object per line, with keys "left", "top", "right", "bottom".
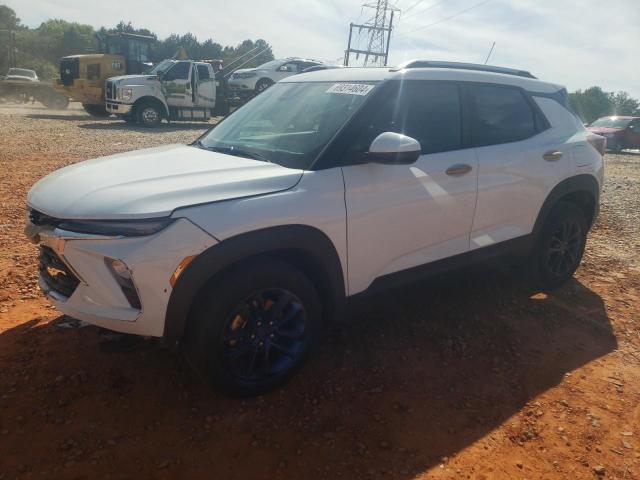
{"left": 163, "top": 224, "right": 346, "bottom": 347}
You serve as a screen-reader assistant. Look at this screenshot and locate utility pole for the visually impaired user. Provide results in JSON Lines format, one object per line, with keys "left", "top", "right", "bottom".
{"left": 10, "top": 30, "right": 16, "bottom": 67}
{"left": 344, "top": 1, "right": 398, "bottom": 67}
{"left": 0, "top": 29, "right": 16, "bottom": 68}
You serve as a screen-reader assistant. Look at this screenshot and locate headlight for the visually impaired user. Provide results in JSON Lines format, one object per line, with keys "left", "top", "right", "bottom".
{"left": 57, "top": 217, "right": 174, "bottom": 237}
{"left": 117, "top": 87, "right": 133, "bottom": 101}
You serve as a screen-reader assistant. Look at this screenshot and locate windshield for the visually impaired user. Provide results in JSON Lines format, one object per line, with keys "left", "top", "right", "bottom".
{"left": 149, "top": 59, "right": 175, "bottom": 75}
{"left": 590, "top": 117, "right": 631, "bottom": 128}
{"left": 256, "top": 60, "right": 283, "bottom": 69}
{"left": 198, "top": 81, "right": 377, "bottom": 169}
{"left": 8, "top": 68, "right": 35, "bottom": 77}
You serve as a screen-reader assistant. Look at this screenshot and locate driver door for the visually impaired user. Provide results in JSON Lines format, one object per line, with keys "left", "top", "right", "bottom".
{"left": 161, "top": 61, "right": 194, "bottom": 107}
{"left": 341, "top": 81, "right": 478, "bottom": 294}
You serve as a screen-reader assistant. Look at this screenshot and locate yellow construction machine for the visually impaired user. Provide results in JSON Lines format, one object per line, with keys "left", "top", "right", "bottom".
{"left": 55, "top": 32, "right": 155, "bottom": 116}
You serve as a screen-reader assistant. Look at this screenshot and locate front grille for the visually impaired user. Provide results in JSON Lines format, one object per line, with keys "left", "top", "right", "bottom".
{"left": 39, "top": 246, "right": 80, "bottom": 298}
{"left": 29, "top": 208, "right": 60, "bottom": 228}
{"left": 59, "top": 57, "right": 79, "bottom": 86}
{"left": 105, "top": 80, "right": 115, "bottom": 100}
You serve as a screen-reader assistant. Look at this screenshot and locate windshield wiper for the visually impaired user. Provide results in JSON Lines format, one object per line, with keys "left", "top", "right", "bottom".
{"left": 204, "top": 145, "right": 271, "bottom": 163}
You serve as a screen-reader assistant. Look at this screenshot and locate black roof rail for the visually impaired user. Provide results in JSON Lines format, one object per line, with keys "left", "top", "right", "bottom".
{"left": 392, "top": 60, "right": 536, "bottom": 79}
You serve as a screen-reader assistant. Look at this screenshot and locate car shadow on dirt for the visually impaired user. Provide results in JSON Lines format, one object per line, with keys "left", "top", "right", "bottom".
{"left": 0, "top": 265, "right": 615, "bottom": 478}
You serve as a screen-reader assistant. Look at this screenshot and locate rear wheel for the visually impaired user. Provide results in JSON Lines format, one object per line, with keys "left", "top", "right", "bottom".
{"left": 530, "top": 201, "right": 588, "bottom": 289}
{"left": 184, "top": 259, "right": 321, "bottom": 396}
{"left": 82, "top": 104, "right": 110, "bottom": 117}
{"left": 136, "top": 101, "right": 162, "bottom": 127}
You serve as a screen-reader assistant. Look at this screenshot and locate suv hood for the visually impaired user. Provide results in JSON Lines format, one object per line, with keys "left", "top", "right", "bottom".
{"left": 27, "top": 144, "right": 303, "bottom": 220}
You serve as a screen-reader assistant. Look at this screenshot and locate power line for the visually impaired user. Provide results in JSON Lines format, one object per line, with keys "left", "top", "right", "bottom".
{"left": 401, "top": 0, "right": 428, "bottom": 15}
{"left": 401, "top": 0, "right": 447, "bottom": 20}
{"left": 394, "top": 0, "right": 492, "bottom": 39}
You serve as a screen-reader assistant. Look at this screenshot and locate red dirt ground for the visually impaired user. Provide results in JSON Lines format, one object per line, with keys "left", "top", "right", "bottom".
{"left": 0, "top": 105, "right": 639, "bottom": 479}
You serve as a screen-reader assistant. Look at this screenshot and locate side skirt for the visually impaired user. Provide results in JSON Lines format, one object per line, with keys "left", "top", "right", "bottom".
{"left": 348, "top": 234, "right": 534, "bottom": 302}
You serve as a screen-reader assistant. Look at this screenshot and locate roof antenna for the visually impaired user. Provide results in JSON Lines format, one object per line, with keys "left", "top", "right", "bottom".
{"left": 484, "top": 41, "right": 496, "bottom": 64}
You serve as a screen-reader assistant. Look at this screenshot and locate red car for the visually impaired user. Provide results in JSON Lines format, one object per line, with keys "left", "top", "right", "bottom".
{"left": 586, "top": 116, "right": 640, "bottom": 153}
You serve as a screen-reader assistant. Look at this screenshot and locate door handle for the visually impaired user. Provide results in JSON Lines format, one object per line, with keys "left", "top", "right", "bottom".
{"left": 445, "top": 164, "right": 473, "bottom": 176}
{"left": 543, "top": 150, "right": 563, "bottom": 161}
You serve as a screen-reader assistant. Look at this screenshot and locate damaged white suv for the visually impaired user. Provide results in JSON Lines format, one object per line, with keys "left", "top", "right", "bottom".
{"left": 26, "top": 61, "right": 604, "bottom": 395}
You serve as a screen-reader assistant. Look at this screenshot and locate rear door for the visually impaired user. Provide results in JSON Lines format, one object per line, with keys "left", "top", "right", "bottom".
{"left": 468, "top": 84, "right": 567, "bottom": 249}
{"left": 341, "top": 81, "right": 478, "bottom": 294}
{"left": 161, "top": 61, "right": 193, "bottom": 107}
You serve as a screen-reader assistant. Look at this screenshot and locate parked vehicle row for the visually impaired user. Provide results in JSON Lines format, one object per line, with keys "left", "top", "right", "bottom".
{"left": 26, "top": 61, "right": 604, "bottom": 395}
{"left": 104, "top": 56, "right": 327, "bottom": 126}
{"left": 586, "top": 115, "right": 640, "bottom": 153}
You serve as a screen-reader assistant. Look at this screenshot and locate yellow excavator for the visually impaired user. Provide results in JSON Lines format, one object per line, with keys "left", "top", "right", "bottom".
{"left": 55, "top": 32, "right": 155, "bottom": 116}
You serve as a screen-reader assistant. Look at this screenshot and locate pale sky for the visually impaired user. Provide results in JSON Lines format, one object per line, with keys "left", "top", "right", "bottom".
{"left": 6, "top": 0, "right": 640, "bottom": 98}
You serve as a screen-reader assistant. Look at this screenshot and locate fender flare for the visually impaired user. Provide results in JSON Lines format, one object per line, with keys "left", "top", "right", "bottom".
{"left": 531, "top": 174, "right": 600, "bottom": 243}
{"left": 163, "top": 224, "right": 346, "bottom": 346}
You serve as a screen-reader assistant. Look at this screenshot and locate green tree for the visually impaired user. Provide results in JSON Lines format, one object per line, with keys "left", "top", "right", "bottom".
{"left": 0, "top": 5, "right": 22, "bottom": 73}
{"left": 610, "top": 91, "right": 640, "bottom": 116}
{"left": 569, "top": 87, "right": 612, "bottom": 123}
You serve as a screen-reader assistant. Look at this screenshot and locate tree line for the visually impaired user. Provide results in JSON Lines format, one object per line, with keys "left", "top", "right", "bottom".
{"left": 570, "top": 87, "right": 639, "bottom": 124}
{"left": 0, "top": 5, "right": 274, "bottom": 80}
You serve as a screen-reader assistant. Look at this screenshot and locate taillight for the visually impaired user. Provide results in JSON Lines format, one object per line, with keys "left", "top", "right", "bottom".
{"left": 587, "top": 134, "right": 606, "bottom": 156}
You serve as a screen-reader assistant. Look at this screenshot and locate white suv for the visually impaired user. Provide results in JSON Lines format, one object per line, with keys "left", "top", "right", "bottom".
{"left": 228, "top": 57, "right": 322, "bottom": 96}
{"left": 26, "top": 61, "right": 604, "bottom": 395}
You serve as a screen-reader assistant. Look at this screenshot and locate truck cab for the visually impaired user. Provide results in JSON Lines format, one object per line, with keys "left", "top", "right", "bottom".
{"left": 105, "top": 59, "right": 226, "bottom": 126}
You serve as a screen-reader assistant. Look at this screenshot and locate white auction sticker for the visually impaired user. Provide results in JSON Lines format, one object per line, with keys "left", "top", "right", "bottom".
{"left": 326, "top": 83, "right": 374, "bottom": 95}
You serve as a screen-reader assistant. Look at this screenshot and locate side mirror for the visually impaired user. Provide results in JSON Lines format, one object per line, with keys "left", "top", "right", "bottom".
{"left": 364, "top": 132, "right": 421, "bottom": 164}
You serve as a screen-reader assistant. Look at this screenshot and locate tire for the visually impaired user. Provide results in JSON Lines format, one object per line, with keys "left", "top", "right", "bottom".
{"left": 611, "top": 140, "right": 625, "bottom": 154}
{"left": 82, "top": 104, "right": 110, "bottom": 117}
{"left": 255, "top": 78, "right": 274, "bottom": 94}
{"left": 43, "top": 94, "right": 69, "bottom": 110}
{"left": 136, "top": 101, "right": 163, "bottom": 127}
{"left": 184, "top": 258, "right": 321, "bottom": 396}
{"left": 530, "top": 201, "right": 588, "bottom": 289}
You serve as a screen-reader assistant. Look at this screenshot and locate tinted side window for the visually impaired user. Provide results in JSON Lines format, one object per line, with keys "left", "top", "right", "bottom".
{"left": 163, "top": 61, "right": 190, "bottom": 81}
{"left": 278, "top": 62, "right": 299, "bottom": 73}
{"left": 197, "top": 64, "right": 211, "bottom": 81}
{"left": 471, "top": 85, "right": 536, "bottom": 146}
{"left": 350, "top": 82, "right": 462, "bottom": 155}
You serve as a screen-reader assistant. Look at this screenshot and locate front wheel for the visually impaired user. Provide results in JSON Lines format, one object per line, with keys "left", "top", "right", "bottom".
{"left": 136, "top": 101, "right": 162, "bottom": 127}
{"left": 531, "top": 201, "right": 588, "bottom": 289}
{"left": 184, "top": 259, "right": 321, "bottom": 396}
{"left": 610, "top": 139, "right": 625, "bottom": 154}
{"left": 255, "top": 78, "right": 274, "bottom": 94}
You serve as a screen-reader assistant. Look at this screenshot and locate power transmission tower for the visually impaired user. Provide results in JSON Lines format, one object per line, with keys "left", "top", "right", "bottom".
{"left": 344, "top": 1, "right": 398, "bottom": 67}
